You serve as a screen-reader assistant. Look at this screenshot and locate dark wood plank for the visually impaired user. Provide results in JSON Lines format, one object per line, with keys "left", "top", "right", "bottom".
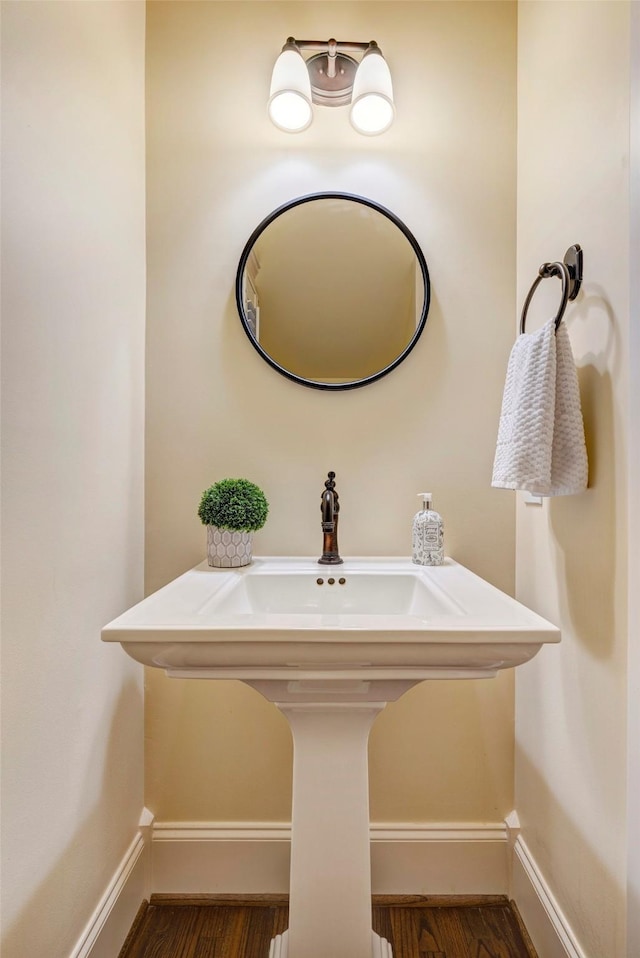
{"left": 150, "top": 893, "right": 289, "bottom": 907}
{"left": 372, "top": 902, "right": 394, "bottom": 944}
{"left": 415, "top": 907, "right": 470, "bottom": 958}
{"left": 122, "top": 903, "right": 203, "bottom": 958}
{"left": 229, "top": 905, "right": 271, "bottom": 958}
{"left": 377, "top": 901, "right": 532, "bottom": 958}
{"left": 373, "top": 895, "right": 510, "bottom": 908}
{"left": 455, "top": 903, "right": 532, "bottom": 958}
{"left": 190, "top": 904, "right": 231, "bottom": 958}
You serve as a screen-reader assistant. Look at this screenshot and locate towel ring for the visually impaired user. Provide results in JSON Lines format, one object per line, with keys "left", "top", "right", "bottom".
{"left": 519, "top": 244, "right": 583, "bottom": 335}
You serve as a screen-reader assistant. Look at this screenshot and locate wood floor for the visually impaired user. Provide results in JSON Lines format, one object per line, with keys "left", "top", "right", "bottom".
{"left": 119, "top": 894, "right": 538, "bottom": 958}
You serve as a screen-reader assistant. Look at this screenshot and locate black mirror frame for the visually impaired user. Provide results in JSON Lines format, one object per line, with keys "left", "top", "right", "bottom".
{"left": 235, "top": 192, "right": 431, "bottom": 391}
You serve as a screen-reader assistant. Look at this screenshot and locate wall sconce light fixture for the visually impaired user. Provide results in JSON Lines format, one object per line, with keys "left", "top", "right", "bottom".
{"left": 268, "top": 37, "right": 394, "bottom": 136}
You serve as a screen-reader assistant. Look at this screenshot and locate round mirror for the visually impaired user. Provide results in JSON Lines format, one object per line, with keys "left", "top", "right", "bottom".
{"left": 235, "top": 193, "right": 430, "bottom": 390}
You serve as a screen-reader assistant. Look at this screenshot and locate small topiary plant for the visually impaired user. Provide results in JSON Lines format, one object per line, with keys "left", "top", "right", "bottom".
{"left": 197, "top": 478, "right": 269, "bottom": 533}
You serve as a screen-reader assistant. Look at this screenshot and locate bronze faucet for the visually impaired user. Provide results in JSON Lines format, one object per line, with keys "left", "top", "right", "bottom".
{"left": 319, "top": 471, "right": 343, "bottom": 565}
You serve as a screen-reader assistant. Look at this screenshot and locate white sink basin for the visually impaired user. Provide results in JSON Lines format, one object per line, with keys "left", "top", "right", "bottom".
{"left": 209, "top": 568, "right": 462, "bottom": 616}
{"left": 102, "top": 556, "right": 559, "bottom": 683}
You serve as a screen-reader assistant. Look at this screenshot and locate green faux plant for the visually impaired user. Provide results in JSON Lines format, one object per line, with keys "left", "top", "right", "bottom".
{"left": 197, "top": 478, "right": 269, "bottom": 533}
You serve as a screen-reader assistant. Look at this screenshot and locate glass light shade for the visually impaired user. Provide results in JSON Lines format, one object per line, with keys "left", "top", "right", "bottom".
{"left": 349, "top": 47, "right": 395, "bottom": 136}
{"left": 268, "top": 46, "right": 313, "bottom": 133}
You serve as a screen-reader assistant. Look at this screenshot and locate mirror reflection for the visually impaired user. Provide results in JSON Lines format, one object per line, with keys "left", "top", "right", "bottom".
{"left": 236, "top": 194, "right": 430, "bottom": 390}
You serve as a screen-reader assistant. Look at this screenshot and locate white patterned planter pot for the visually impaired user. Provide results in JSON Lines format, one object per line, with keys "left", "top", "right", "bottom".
{"left": 206, "top": 526, "right": 252, "bottom": 568}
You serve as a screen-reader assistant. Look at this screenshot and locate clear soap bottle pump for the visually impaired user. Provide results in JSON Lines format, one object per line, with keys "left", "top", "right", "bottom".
{"left": 412, "top": 493, "right": 444, "bottom": 566}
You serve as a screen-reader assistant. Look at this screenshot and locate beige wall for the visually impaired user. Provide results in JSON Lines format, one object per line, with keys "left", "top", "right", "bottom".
{"left": 516, "top": 2, "right": 630, "bottom": 955}
{"left": 145, "top": 1, "right": 517, "bottom": 823}
{"left": 0, "top": 3, "right": 146, "bottom": 957}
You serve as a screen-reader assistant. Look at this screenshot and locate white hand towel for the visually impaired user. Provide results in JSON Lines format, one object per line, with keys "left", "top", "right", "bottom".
{"left": 492, "top": 318, "right": 588, "bottom": 496}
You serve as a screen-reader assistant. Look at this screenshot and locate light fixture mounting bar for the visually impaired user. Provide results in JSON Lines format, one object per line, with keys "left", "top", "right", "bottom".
{"left": 288, "top": 38, "right": 374, "bottom": 55}
{"left": 282, "top": 38, "right": 382, "bottom": 109}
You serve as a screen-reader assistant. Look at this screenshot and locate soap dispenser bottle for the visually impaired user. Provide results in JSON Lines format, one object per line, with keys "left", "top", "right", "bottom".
{"left": 412, "top": 493, "right": 444, "bottom": 566}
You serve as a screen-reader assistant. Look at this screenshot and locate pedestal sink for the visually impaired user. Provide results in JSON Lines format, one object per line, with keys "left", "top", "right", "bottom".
{"left": 102, "top": 556, "right": 559, "bottom": 958}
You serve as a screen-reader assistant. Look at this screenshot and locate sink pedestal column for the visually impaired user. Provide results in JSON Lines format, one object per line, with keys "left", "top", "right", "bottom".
{"left": 245, "top": 676, "right": 424, "bottom": 958}
{"left": 268, "top": 700, "right": 392, "bottom": 958}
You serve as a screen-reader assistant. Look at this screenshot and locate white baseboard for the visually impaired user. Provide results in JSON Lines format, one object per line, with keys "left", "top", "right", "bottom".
{"left": 69, "top": 828, "right": 149, "bottom": 958}
{"left": 150, "top": 820, "right": 510, "bottom": 895}
{"left": 511, "top": 836, "right": 585, "bottom": 958}
{"left": 151, "top": 821, "right": 291, "bottom": 894}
